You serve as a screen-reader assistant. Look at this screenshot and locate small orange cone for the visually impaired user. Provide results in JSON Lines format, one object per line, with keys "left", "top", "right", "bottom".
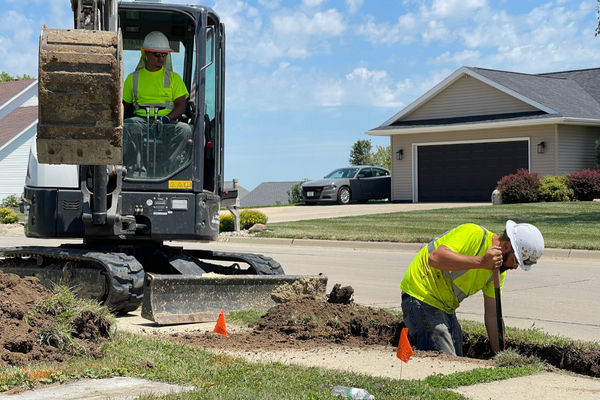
{"left": 396, "top": 327, "right": 413, "bottom": 363}
{"left": 213, "top": 309, "right": 229, "bottom": 337}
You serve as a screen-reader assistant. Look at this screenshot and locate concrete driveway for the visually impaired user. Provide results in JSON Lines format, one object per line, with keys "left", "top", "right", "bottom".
{"left": 234, "top": 202, "right": 491, "bottom": 223}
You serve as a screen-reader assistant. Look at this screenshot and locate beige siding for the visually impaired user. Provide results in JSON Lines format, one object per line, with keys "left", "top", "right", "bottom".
{"left": 557, "top": 125, "right": 600, "bottom": 174}
{"left": 391, "top": 125, "right": 556, "bottom": 202}
{"left": 403, "top": 75, "right": 539, "bottom": 122}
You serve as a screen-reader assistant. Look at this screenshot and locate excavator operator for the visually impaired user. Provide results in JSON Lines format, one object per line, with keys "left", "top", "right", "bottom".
{"left": 122, "top": 31, "right": 192, "bottom": 178}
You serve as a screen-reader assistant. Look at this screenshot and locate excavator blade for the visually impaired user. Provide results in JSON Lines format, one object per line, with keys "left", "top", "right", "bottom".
{"left": 38, "top": 25, "right": 123, "bottom": 165}
{"left": 141, "top": 273, "right": 328, "bottom": 325}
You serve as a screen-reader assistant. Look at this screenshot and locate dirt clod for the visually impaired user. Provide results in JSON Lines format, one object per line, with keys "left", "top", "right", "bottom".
{"left": 0, "top": 271, "right": 109, "bottom": 366}
{"left": 327, "top": 283, "right": 354, "bottom": 304}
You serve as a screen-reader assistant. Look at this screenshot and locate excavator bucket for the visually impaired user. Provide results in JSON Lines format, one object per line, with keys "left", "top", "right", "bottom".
{"left": 141, "top": 273, "right": 328, "bottom": 325}
{"left": 37, "top": 26, "right": 123, "bottom": 165}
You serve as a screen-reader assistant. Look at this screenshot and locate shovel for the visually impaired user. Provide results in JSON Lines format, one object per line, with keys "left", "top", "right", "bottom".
{"left": 493, "top": 269, "right": 505, "bottom": 352}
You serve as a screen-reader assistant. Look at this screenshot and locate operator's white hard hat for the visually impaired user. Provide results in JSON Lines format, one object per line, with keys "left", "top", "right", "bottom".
{"left": 140, "top": 31, "right": 173, "bottom": 52}
{"left": 506, "top": 220, "right": 544, "bottom": 271}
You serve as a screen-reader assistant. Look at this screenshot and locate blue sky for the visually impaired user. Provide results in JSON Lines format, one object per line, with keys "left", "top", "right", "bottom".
{"left": 1, "top": 0, "right": 600, "bottom": 190}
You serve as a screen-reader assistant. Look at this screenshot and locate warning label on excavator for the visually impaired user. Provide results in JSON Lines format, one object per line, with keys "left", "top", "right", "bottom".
{"left": 168, "top": 180, "right": 192, "bottom": 189}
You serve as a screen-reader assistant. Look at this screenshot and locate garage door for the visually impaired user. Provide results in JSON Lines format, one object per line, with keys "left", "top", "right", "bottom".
{"left": 417, "top": 141, "right": 528, "bottom": 202}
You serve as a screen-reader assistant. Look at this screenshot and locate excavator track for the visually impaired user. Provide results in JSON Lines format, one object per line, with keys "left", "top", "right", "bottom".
{"left": 0, "top": 246, "right": 144, "bottom": 314}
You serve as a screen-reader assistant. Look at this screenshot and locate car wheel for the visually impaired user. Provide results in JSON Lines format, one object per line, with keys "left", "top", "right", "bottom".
{"left": 337, "top": 186, "right": 351, "bottom": 205}
{"left": 305, "top": 201, "right": 318, "bottom": 205}
{"left": 357, "top": 199, "right": 369, "bottom": 204}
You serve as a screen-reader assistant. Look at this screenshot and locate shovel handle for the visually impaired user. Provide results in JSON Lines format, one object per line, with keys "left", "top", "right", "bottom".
{"left": 493, "top": 269, "right": 505, "bottom": 351}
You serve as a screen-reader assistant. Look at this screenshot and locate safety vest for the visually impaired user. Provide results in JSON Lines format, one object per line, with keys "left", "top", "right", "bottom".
{"left": 427, "top": 226, "right": 493, "bottom": 302}
{"left": 400, "top": 224, "right": 503, "bottom": 314}
{"left": 131, "top": 69, "right": 174, "bottom": 114}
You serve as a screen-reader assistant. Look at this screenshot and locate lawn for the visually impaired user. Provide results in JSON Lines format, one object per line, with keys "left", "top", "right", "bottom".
{"left": 258, "top": 202, "right": 600, "bottom": 250}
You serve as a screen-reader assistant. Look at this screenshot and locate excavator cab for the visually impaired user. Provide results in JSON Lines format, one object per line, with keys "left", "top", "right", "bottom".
{"left": 30, "top": 2, "right": 226, "bottom": 242}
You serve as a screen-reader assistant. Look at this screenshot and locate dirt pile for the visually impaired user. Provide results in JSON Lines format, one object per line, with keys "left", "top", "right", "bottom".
{"left": 170, "top": 294, "right": 600, "bottom": 378}
{"left": 0, "top": 271, "right": 110, "bottom": 366}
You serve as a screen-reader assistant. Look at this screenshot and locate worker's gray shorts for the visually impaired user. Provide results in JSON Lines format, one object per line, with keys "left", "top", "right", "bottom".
{"left": 401, "top": 293, "right": 463, "bottom": 356}
{"left": 123, "top": 116, "right": 192, "bottom": 178}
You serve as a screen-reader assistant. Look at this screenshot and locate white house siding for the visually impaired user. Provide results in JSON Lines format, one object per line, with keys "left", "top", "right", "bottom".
{"left": 402, "top": 75, "right": 539, "bottom": 122}
{"left": 391, "top": 124, "right": 555, "bottom": 202}
{"left": 0, "top": 127, "right": 35, "bottom": 201}
{"left": 556, "top": 125, "right": 600, "bottom": 174}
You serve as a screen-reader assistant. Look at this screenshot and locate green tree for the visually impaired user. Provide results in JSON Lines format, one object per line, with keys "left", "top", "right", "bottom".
{"left": 371, "top": 144, "right": 391, "bottom": 170}
{"left": 0, "top": 71, "right": 34, "bottom": 82}
{"left": 349, "top": 139, "right": 373, "bottom": 166}
{"left": 287, "top": 179, "right": 310, "bottom": 204}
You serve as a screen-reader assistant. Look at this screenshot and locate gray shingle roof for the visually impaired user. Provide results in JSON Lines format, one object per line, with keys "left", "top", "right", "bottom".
{"left": 240, "top": 181, "right": 298, "bottom": 208}
{"left": 374, "top": 66, "right": 600, "bottom": 131}
{"left": 468, "top": 67, "right": 600, "bottom": 119}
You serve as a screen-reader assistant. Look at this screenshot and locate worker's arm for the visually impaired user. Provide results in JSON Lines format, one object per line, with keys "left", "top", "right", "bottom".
{"left": 429, "top": 245, "right": 502, "bottom": 271}
{"left": 123, "top": 101, "right": 131, "bottom": 113}
{"left": 484, "top": 293, "right": 500, "bottom": 353}
{"left": 166, "top": 95, "right": 186, "bottom": 121}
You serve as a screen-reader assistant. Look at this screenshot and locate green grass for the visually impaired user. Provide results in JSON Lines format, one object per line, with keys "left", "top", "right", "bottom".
{"left": 257, "top": 202, "right": 600, "bottom": 249}
{"left": 0, "top": 331, "right": 543, "bottom": 399}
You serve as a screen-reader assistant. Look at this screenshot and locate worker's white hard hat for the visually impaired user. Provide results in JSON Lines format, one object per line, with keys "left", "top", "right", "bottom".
{"left": 140, "top": 31, "right": 173, "bottom": 52}
{"left": 506, "top": 220, "right": 544, "bottom": 271}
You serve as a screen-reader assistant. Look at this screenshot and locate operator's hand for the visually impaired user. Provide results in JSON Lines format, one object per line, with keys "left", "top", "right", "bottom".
{"left": 482, "top": 246, "right": 503, "bottom": 270}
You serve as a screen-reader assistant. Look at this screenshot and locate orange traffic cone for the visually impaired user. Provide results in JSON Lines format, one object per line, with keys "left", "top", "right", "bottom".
{"left": 213, "top": 309, "right": 229, "bottom": 337}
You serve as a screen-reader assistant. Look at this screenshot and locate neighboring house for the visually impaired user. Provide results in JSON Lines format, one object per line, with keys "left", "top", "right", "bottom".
{"left": 223, "top": 180, "right": 250, "bottom": 201}
{"left": 367, "top": 66, "right": 600, "bottom": 203}
{"left": 0, "top": 80, "right": 38, "bottom": 202}
{"left": 240, "top": 181, "right": 297, "bottom": 208}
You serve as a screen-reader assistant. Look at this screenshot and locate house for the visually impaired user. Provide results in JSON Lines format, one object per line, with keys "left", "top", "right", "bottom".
{"left": 0, "top": 79, "right": 38, "bottom": 202}
{"left": 367, "top": 66, "right": 600, "bottom": 203}
{"left": 240, "top": 181, "right": 298, "bottom": 208}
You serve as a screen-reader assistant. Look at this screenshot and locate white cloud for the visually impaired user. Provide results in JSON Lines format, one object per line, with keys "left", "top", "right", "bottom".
{"left": 346, "top": 0, "right": 364, "bottom": 14}
{"left": 356, "top": 14, "right": 419, "bottom": 45}
{"left": 272, "top": 9, "right": 345, "bottom": 37}
{"left": 258, "top": 0, "right": 281, "bottom": 9}
{"left": 427, "top": 49, "right": 481, "bottom": 65}
{"left": 302, "top": 0, "right": 329, "bottom": 8}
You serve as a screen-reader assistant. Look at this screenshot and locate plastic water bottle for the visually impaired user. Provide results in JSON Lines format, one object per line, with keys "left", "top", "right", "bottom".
{"left": 331, "top": 386, "right": 374, "bottom": 399}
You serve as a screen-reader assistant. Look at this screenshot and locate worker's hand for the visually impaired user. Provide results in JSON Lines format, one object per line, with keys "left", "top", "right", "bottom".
{"left": 481, "top": 246, "right": 503, "bottom": 270}
{"left": 159, "top": 116, "right": 171, "bottom": 124}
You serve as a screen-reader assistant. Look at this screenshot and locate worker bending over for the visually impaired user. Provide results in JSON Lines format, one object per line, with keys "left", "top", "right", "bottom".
{"left": 400, "top": 220, "right": 544, "bottom": 356}
{"left": 122, "top": 31, "right": 192, "bottom": 178}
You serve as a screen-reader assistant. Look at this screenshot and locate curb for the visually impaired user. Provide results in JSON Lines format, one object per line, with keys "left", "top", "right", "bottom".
{"left": 217, "top": 236, "right": 599, "bottom": 260}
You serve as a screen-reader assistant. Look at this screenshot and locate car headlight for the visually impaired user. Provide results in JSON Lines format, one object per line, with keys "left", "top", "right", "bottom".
{"left": 324, "top": 184, "right": 337, "bottom": 190}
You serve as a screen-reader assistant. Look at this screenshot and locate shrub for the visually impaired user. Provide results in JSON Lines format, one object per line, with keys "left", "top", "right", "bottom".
{"left": 219, "top": 209, "right": 269, "bottom": 232}
{"left": 496, "top": 169, "right": 540, "bottom": 204}
{"left": 0, "top": 194, "right": 19, "bottom": 208}
{"left": 220, "top": 213, "right": 235, "bottom": 232}
{"left": 287, "top": 179, "right": 310, "bottom": 204}
{"left": 568, "top": 168, "right": 600, "bottom": 201}
{"left": 0, "top": 207, "right": 18, "bottom": 224}
{"left": 538, "top": 175, "right": 574, "bottom": 202}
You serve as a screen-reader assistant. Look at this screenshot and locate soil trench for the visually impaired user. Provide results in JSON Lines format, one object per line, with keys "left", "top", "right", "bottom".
{"left": 166, "top": 293, "right": 600, "bottom": 379}
{"left": 0, "top": 271, "right": 597, "bottom": 380}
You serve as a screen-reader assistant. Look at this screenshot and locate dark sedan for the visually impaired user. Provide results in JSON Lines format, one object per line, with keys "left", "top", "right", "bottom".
{"left": 300, "top": 166, "right": 391, "bottom": 205}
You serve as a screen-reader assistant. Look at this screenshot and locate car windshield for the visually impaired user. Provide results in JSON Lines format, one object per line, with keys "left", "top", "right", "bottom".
{"left": 325, "top": 167, "right": 360, "bottom": 179}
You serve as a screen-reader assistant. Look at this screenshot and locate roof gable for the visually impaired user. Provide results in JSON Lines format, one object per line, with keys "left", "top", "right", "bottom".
{"left": 402, "top": 73, "right": 540, "bottom": 122}
{"left": 373, "top": 66, "right": 600, "bottom": 134}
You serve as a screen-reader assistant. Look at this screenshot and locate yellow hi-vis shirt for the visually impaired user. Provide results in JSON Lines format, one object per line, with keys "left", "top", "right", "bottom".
{"left": 123, "top": 67, "right": 189, "bottom": 117}
{"left": 400, "top": 224, "right": 505, "bottom": 314}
